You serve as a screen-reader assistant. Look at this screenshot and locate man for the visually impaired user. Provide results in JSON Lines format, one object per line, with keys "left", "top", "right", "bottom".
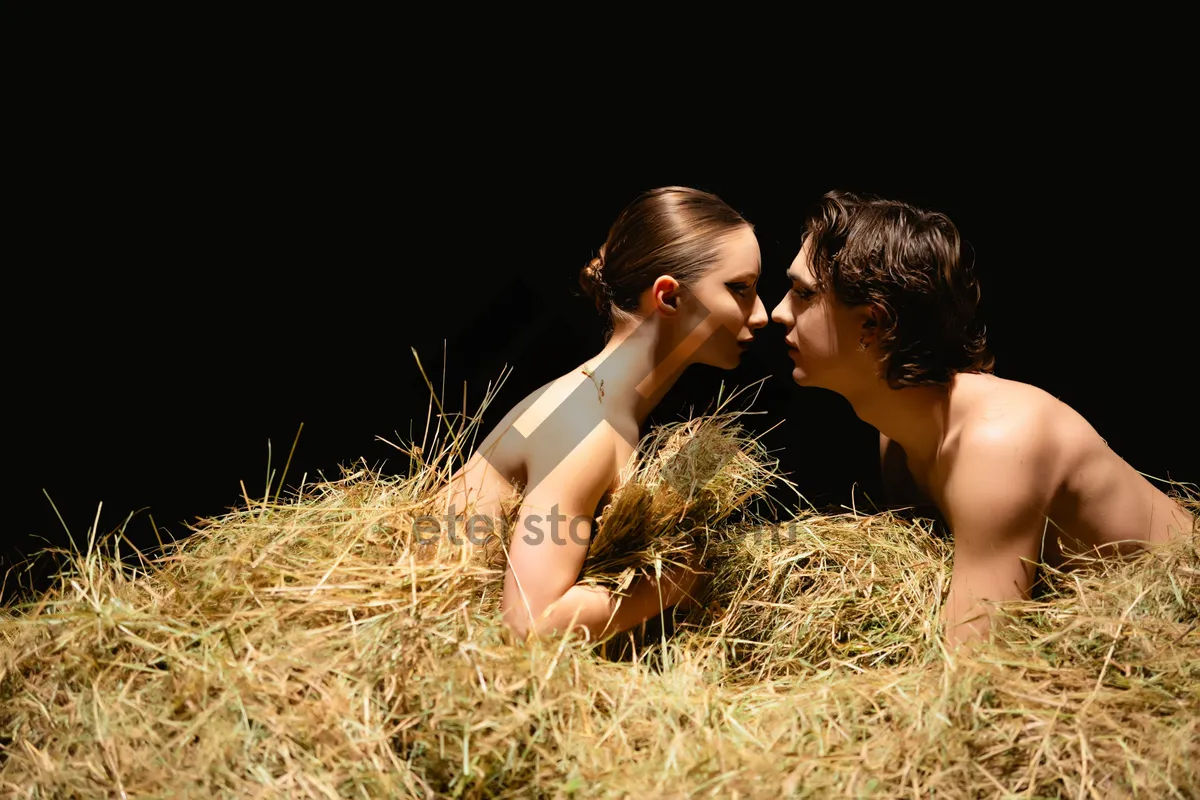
{"left": 770, "top": 190, "right": 1194, "bottom": 646}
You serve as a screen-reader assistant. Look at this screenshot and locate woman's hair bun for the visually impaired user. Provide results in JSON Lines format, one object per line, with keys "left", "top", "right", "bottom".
{"left": 579, "top": 255, "right": 608, "bottom": 311}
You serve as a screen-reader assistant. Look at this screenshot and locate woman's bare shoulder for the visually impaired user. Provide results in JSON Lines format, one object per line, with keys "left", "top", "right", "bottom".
{"left": 468, "top": 369, "right": 607, "bottom": 463}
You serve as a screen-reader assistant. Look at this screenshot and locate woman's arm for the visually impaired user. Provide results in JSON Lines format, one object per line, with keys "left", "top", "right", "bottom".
{"left": 501, "top": 424, "right": 699, "bottom": 641}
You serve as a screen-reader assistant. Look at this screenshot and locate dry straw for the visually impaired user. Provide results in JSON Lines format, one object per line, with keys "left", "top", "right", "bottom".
{"left": 2, "top": 363, "right": 1196, "bottom": 798}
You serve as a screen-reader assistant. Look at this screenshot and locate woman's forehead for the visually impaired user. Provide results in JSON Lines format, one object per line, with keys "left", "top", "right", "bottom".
{"left": 713, "top": 227, "right": 761, "bottom": 277}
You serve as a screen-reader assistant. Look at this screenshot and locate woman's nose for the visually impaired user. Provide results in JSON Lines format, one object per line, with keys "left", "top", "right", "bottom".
{"left": 748, "top": 294, "right": 769, "bottom": 330}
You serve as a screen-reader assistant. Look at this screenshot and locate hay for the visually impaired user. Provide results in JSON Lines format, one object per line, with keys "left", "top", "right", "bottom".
{"left": 692, "top": 509, "right": 952, "bottom": 680}
{"left": 584, "top": 401, "right": 783, "bottom": 584}
{"left": 3, "top": 398, "right": 1197, "bottom": 797}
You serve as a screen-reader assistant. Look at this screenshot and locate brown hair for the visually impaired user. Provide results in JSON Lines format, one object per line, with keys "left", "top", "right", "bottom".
{"left": 804, "top": 190, "right": 994, "bottom": 388}
{"left": 579, "top": 186, "right": 751, "bottom": 336}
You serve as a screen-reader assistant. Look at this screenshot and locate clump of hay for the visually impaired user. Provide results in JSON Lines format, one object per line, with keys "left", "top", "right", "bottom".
{"left": 1, "top": 467, "right": 503, "bottom": 798}
{"left": 2, "top": 366, "right": 1197, "bottom": 798}
{"left": 693, "top": 494, "right": 1199, "bottom": 686}
{"left": 691, "top": 509, "right": 953, "bottom": 680}
{"left": 582, "top": 400, "right": 784, "bottom": 580}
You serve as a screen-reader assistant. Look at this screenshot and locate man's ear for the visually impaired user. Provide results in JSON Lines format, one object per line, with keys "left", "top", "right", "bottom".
{"left": 861, "top": 302, "right": 887, "bottom": 342}
{"left": 652, "top": 275, "right": 681, "bottom": 315}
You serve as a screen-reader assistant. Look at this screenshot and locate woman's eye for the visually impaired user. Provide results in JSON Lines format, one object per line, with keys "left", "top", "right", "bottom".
{"left": 727, "top": 282, "right": 751, "bottom": 297}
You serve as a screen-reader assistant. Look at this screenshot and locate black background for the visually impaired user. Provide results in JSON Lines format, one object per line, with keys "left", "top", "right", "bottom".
{"left": 8, "top": 32, "right": 1196, "bottom": 603}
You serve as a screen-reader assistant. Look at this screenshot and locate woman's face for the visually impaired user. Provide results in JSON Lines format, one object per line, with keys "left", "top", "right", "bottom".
{"left": 682, "top": 225, "right": 769, "bottom": 370}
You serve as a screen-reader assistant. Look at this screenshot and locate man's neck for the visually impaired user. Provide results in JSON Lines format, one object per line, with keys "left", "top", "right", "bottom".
{"left": 848, "top": 378, "right": 954, "bottom": 468}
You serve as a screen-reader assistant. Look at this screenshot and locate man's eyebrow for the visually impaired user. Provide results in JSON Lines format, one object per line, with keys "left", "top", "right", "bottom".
{"left": 786, "top": 270, "right": 815, "bottom": 287}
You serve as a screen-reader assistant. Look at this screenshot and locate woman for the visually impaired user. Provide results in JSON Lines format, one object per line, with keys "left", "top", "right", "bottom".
{"left": 442, "top": 186, "right": 768, "bottom": 641}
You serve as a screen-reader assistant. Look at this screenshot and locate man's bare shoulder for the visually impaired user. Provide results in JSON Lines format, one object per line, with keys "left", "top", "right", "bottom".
{"left": 940, "top": 377, "right": 1060, "bottom": 514}
{"left": 954, "top": 374, "right": 1104, "bottom": 470}
{"left": 942, "top": 372, "right": 1126, "bottom": 534}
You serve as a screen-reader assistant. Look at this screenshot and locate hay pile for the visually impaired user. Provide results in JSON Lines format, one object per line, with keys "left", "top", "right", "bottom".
{"left": 694, "top": 510, "right": 952, "bottom": 680}
{"left": 2, "top": 401, "right": 1197, "bottom": 798}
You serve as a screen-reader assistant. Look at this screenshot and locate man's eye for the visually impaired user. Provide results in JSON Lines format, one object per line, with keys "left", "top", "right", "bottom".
{"left": 792, "top": 288, "right": 816, "bottom": 301}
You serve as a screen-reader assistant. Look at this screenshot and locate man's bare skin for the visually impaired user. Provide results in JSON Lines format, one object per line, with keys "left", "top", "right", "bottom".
{"left": 772, "top": 191, "right": 1194, "bottom": 648}
{"left": 878, "top": 372, "right": 1193, "bottom": 644}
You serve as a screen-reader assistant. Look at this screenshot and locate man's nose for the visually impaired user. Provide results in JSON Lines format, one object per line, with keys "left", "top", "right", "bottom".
{"left": 770, "top": 295, "right": 790, "bottom": 326}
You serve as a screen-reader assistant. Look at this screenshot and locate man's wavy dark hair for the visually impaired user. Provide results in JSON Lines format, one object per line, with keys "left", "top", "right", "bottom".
{"left": 803, "top": 190, "right": 995, "bottom": 388}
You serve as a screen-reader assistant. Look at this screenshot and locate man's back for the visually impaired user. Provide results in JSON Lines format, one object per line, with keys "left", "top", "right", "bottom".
{"left": 947, "top": 374, "right": 1190, "bottom": 559}
{"left": 885, "top": 372, "right": 1193, "bottom": 642}
{"left": 894, "top": 373, "right": 1192, "bottom": 560}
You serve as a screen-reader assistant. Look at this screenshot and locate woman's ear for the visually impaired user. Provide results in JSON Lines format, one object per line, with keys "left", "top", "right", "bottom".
{"left": 652, "top": 275, "right": 681, "bottom": 315}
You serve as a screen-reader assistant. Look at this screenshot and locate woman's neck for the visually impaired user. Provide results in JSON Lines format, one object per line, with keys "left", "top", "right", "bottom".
{"left": 581, "top": 317, "right": 692, "bottom": 427}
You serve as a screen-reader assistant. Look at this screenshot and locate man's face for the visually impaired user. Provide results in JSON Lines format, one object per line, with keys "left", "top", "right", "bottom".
{"left": 771, "top": 238, "right": 872, "bottom": 393}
